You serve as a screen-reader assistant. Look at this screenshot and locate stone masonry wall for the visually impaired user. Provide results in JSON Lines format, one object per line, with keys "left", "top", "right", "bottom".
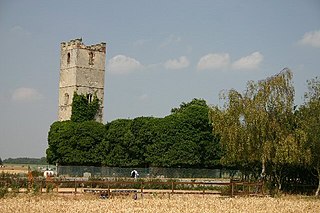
{"left": 58, "top": 38, "right": 106, "bottom": 122}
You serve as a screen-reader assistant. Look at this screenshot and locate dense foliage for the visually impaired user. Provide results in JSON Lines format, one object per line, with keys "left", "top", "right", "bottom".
{"left": 47, "top": 121, "right": 106, "bottom": 166}
{"left": 70, "top": 93, "right": 100, "bottom": 122}
{"left": 211, "top": 69, "right": 320, "bottom": 195}
{"left": 299, "top": 77, "right": 320, "bottom": 195}
{"left": 47, "top": 99, "right": 221, "bottom": 168}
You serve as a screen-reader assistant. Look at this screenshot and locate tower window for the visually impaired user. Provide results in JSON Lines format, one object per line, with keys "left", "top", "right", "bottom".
{"left": 89, "top": 52, "right": 94, "bottom": 65}
{"left": 87, "top": 94, "right": 93, "bottom": 103}
{"left": 64, "top": 93, "right": 69, "bottom": 105}
{"left": 67, "top": 52, "right": 70, "bottom": 64}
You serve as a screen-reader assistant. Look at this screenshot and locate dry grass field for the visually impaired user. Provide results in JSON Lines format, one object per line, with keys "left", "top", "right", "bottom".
{"left": 0, "top": 165, "right": 29, "bottom": 174}
{"left": 0, "top": 193, "right": 320, "bottom": 213}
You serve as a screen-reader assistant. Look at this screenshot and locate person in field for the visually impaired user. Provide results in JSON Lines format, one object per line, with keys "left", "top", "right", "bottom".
{"left": 131, "top": 170, "right": 139, "bottom": 179}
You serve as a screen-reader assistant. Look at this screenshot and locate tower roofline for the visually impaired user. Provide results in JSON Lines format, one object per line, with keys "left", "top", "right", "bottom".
{"left": 61, "top": 38, "right": 106, "bottom": 53}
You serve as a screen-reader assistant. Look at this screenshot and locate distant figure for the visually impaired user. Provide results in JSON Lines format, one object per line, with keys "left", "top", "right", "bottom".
{"left": 44, "top": 170, "right": 54, "bottom": 178}
{"left": 131, "top": 170, "right": 139, "bottom": 179}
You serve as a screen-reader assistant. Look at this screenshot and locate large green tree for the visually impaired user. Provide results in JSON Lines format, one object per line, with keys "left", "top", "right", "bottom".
{"left": 147, "top": 99, "right": 220, "bottom": 168}
{"left": 46, "top": 121, "right": 106, "bottom": 165}
{"left": 103, "top": 119, "right": 132, "bottom": 166}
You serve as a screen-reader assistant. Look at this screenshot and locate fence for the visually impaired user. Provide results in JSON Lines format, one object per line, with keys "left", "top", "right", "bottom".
{"left": 57, "top": 166, "right": 240, "bottom": 179}
{"left": 0, "top": 178, "right": 264, "bottom": 197}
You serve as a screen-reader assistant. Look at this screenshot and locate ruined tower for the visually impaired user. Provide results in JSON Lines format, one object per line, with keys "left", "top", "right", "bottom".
{"left": 58, "top": 38, "right": 106, "bottom": 122}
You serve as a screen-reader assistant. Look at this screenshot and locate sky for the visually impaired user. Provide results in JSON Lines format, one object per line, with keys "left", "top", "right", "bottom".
{"left": 0, "top": 0, "right": 319, "bottom": 159}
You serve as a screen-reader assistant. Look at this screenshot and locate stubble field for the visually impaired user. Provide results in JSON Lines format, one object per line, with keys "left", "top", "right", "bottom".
{"left": 1, "top": 194, "right": 320, "bottom": 213}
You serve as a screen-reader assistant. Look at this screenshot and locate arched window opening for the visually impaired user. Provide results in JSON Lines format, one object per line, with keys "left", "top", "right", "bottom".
{"left": 67, "top": 52, "right": 70, "bottom": 64}
{"left": 89, "top": 52, "right": 94, "bottom": 65}
{"left": 64, "top": 93, "right": 69, "bottom": 105}
{"left": 86, "top": 94, "right": 93, "bottom": 103}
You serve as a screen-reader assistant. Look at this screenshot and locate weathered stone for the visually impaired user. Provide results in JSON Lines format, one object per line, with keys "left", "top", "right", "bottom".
{"left": 58, "top": 38, "right": 106, "bottom": 122}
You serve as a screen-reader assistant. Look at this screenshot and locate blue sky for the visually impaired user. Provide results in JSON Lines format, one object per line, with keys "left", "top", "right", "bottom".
{"left": 0, "top": 0, "right": 319, "bottom": 159}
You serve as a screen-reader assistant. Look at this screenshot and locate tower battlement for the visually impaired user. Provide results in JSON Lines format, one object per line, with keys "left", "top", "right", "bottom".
{"left": 61, "top": 38, "right": 106, "bottom": 53}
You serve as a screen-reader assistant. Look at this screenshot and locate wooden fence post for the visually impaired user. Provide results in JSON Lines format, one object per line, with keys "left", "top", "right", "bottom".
{"left": 108, "top": 183, "right": 110, "bottom": 198}
{"left": 74, "top": 180, "right": 77, "bottom": 195}
{"left": 56, "top": 181, "right": 59, "bottom": 193}
{"left": 171, "top": 182, "right": 174, "bottom": 194}
{"left": 140, "top": 181, "right": 144, "bottom": 196}
{"left": 231, "top": 182, "right": 234, "bottom": 197}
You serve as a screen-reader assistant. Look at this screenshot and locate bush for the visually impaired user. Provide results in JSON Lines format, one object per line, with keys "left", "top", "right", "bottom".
{"left": 32, "top": 182, "right": 42, "bottom": 194}
{"left": 0, "top": 187, "right": 8, "bottom": 198}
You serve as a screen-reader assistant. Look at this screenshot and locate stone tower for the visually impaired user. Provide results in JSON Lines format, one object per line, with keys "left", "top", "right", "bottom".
{"left": 58, "top": 38, "right": 106, "bottom": 122}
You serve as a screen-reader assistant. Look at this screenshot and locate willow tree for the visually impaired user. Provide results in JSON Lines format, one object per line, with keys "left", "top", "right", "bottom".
{"left": 210, "top": 90, "right": 247, "bottom": 169}
{"left": 248, "top": 69, "right": 309, "bottom": 190}
{"left": 211, "top": 68, "right": 308, "bottom": 188}
{"left": 300, "top": 77, "right": 320, "bottom": 196}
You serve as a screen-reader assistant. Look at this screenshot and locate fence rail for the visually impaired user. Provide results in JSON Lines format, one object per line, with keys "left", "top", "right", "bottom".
{"left": 0, "top": 178, "right": 264, "bottom": 197}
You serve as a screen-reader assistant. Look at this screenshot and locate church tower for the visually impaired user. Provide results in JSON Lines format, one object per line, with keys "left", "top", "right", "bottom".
{"left": 58, "top": 38, "right": 106, "bottom": 122}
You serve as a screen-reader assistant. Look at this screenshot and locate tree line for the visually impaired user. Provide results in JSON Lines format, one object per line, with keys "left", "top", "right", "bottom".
{"left": 2, "top": 157, "right": 47, "bottom": 165}
{"left": 46, "top": 98, "right": 221, "bottom": 168}
{"left": 46, "top": 69, "right": 320, "bottom": 195}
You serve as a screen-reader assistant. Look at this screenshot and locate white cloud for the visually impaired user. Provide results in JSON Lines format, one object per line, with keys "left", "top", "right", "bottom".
{"left": 164, "top": 56, "right": 190, "bottom": 70}
{"left": 108, "top": 55, "right": 142, "bottom": 74}
{"left": 232, "top": 52, "right": 263, "bottom": 70}
{"left": 197, "top": 53, "right": 230, "bottom": 70}
{"left": 299, "top": 30, "right": 320, "bottom": 48}
{"left": 11, "top": 87, "right": 43, "bottom": 102}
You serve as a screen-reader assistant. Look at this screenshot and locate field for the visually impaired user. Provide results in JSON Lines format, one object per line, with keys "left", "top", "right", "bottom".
{"left": 1, "top": 165, "right": 319, "bottom": 212}
{"left": 1, "top": 194, "right": 320, "bottom": 213}
{"left": 0, "top": 165, "right": 29, "bottom": 174}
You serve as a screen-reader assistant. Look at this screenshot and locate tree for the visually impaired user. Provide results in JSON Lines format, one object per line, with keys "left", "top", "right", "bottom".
{"left": 0, "top": 157, "right": 2, "bottom": 165}
{"left": 103, "top": 119, "right": 134, "bottom": 166}
{"left": 175, "top": 99, "right": 221, "bottom": 167}
{"left": 102, "top": 118, "right": 158, "bottom": 167}
{"left": 300, "top": 77, "right": 320, "bottom": 196}
{"left": 130, "top": 117, "right": 158, "bottom": 167}
{"left": 46, "top": 121, "right": 75, "bottom": 165}
{"left": 211, "top": 69, "right": 308, "bottom": 188}
{"left": 147, "top": 98, "right": 220, "bottom": 168}
{"left": 46, "top": 121, "right": 106, "bottom": 165}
